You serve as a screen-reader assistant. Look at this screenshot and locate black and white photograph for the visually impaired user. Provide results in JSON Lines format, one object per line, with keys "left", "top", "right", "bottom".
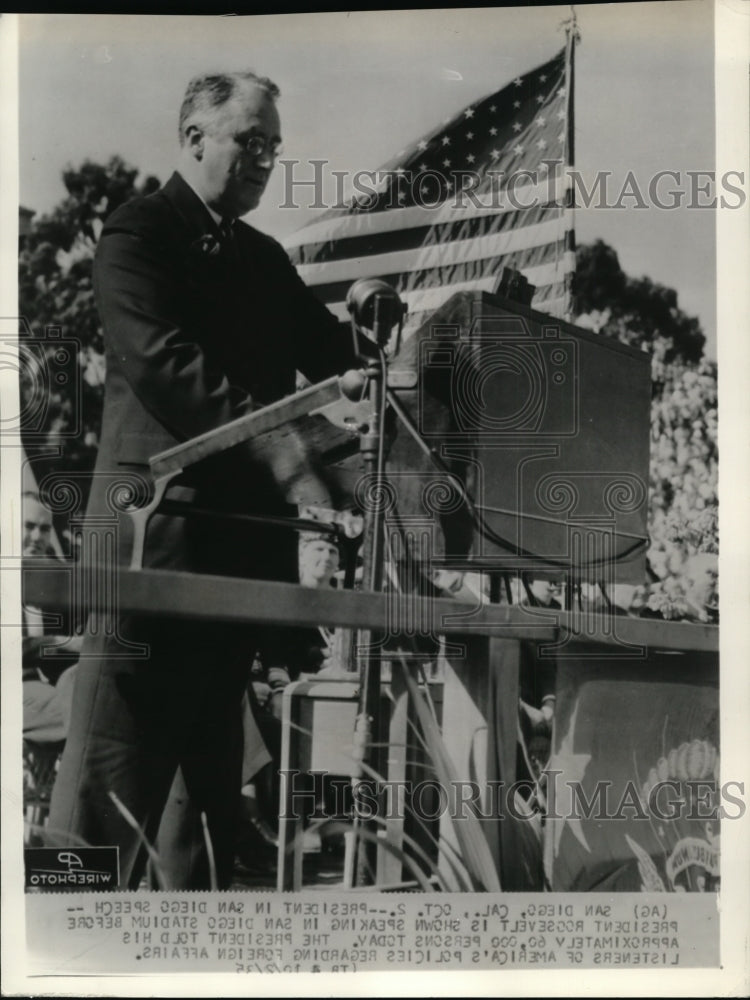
{"left": 1, "top": 4, "right": 748, "bottom": 995}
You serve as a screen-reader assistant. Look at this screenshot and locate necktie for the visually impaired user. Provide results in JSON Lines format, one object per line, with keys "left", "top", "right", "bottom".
{"left": 219, "top": 217, "right": 238, "bottom": 265}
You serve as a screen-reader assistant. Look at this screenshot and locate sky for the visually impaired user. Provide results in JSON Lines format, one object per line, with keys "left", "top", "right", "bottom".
{"left": 17, "top": 3, "right": 718, "bottom": 353}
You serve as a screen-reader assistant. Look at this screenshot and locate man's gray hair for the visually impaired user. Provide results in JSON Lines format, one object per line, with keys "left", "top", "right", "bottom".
{"left": 178, "top": 71, "right": 280, "bottom": 145}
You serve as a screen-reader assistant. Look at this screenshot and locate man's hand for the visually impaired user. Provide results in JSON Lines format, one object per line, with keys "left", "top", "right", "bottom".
{"left": 252, "top": 681, "right": 272, "bottom": 707}
{"left": 269, "top": 688, "right": 285, "bottom": 721}
{"left": 520, "top": 699, "right": 553, "bottom": 735}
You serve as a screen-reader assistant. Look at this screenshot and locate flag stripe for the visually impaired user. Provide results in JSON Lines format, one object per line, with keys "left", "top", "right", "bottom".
{"left": 288, "top": 201, "right": 569, "bottom": 268}
{"left": 283, "top": 175, "right": 570, "bottom": 250}
{"left": 301, "top": 249, "right": 575, "bottom": 305}
{"left": 293, "top": 212, "right": 572, "bottom": 286}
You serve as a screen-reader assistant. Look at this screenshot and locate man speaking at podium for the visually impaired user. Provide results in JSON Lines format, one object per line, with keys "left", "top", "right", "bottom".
{"left": 49, "top": 71, "right": 359, "bottom": 889}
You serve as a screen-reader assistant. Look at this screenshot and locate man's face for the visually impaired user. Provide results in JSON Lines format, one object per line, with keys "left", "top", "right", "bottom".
{"left": 23, "top": 497, "right": 53, "bottom": 557}
{"left": 193, "top": 84, "right": 281, "bottom": 217}
{"left": 528, "top": 574, "right": 561, "bottom": 606}
{"left": 299, "top": 540, "right": 340, "bottom": 587}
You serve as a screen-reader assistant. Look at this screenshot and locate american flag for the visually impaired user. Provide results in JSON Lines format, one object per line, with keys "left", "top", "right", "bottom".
{"left": 284, "top": 47, "right": 575, "bottom": 331}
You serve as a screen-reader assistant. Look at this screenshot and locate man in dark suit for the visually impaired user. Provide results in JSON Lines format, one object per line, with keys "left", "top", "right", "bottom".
{"left": 22, "top": 491, "right": 81, "bottom": 742}
{"left": 48, "top": 71, "right": 359, "bottom": 889}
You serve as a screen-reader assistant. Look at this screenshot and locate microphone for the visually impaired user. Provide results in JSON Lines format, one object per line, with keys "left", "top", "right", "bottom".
{"left": 339, "top": 368, "right": 368, "bottom": 402}
{"left": 346, "top": 278, "right": 405, "bottom": 348}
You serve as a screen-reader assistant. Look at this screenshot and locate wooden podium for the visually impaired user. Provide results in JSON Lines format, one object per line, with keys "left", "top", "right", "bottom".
{"left": 382, "top": 290, "right": 652, "bottom": 582}
{"left": 118, "top": 288, "right": 655, "bottom": 890}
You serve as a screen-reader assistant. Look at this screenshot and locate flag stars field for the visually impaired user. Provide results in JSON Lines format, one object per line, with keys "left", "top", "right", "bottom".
{"left": 284, "top": 46, "right": 575, "bottom": 327}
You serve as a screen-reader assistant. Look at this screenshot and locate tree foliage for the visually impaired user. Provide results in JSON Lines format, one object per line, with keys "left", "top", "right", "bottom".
{"left": 573, "top": 239, "right": 706, "bottom": 364}
{"left": 574, "top": 238, "right": 717, "bottom": 613}
{"left": 19, "top": 158, "right": 160, "bottom": 495}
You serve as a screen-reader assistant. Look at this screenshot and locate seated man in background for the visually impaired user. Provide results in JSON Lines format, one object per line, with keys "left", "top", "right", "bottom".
{"left": 22, "top": 492, "right": 81, "bottom": 745}
{"left": 252, "top": 529, "right": 344, "bottom": 715}
{"left": 519, "top": 569, "right": 563, "bottom": 612}
{"left": 21, "top": 491, "right": 81, "bottom": 844}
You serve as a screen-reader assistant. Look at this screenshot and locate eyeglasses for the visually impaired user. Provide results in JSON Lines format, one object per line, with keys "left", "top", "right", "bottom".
{"left": 24, "top": 520, "right": 52, "bottom": 535}
{"left": 234, "top": 133, "right": 283, "bottom": 159}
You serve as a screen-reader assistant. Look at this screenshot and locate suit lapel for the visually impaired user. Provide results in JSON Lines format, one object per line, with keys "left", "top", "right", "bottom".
{"left": 161, "top": 175, "right": 261, "bottom": 280}
{"left": 163, "top": 173, "right": 251, "bottom": 298}
{"left": 162, "top": 171, "right": 221, "bottom": 242}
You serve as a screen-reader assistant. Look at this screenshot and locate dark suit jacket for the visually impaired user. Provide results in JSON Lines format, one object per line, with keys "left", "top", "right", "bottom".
{"left": 89, "top": 171, "right": 357, "bottom": 581}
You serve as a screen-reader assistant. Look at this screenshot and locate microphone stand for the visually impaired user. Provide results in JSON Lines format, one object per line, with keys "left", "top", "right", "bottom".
{"left": 350, "top": 293, "right": 398, "bottom": 887}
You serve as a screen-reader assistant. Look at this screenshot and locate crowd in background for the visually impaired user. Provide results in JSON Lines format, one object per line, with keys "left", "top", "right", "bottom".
{"left": 646, "top": 350, "right": 718, "bottom": 622}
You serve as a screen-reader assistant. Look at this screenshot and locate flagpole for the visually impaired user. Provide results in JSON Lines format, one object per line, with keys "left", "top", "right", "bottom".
{"left": 562, "top": 6, "right": 580, "bottom": 322}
